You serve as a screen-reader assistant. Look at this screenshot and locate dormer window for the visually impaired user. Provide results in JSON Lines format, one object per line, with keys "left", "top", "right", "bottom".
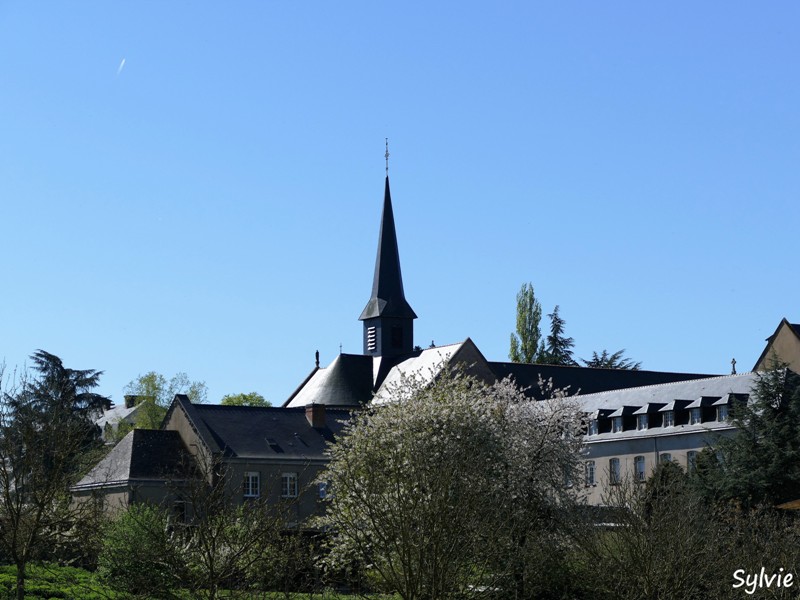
{"left": 717, "top": 405, "right": 729, "bottom": 422}
{"left": 663, "top": 411, "right": 675, "bottom": 427}
{"left": 690, "top": 408, "right": 702, "bottom": 425}
{"left": 588, "top": 420, "right": 598, "bottom": 436}
{"left": 637, "top": 414, "right": 648, "bottom": 431}
{"left": 612, "top": 417, "right": 623, "bottom": 433}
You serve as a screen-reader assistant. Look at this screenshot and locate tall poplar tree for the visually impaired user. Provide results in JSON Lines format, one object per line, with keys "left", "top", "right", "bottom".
{"left": 509, "top": 282, "right": 545, "bottom": 364}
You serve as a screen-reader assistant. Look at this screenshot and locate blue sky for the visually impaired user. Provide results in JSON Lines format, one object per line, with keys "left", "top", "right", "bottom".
{"left": 1, "top": 2, "right": 798, "bottom": 405}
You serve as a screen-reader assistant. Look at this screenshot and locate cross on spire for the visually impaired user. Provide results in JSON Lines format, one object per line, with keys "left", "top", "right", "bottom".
{"left": 385, "top": 138, "right": 389, "bottom": 175}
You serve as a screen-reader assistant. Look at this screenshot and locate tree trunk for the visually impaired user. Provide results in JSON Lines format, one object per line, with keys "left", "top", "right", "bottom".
{"left": 16, "top": 561, "right": 25, "bottom": 600}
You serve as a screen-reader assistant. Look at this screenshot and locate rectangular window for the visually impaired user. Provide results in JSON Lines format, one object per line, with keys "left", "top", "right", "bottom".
{"left": 243, "top": 471, "right": 260, "bottom": 498}
{"left": 609, "top": 458, "right": 621, "bottom": 485}
{"left": 585, "top": 461, "right": 596, "bottom": 486}
{"left": 281, "top": 472, "right": 298, "bottom": 498}
{"left": 690, "top": 408, "right": 702, "bottom": 425}
{"left": 663, "top": 411, "right": 675, "bottom": 427}
{"left": 717, "top": 405, "right": 729, "bottom": 422}
{"left": 318, "top": 481, "right": 328, "bottom": 499}
{"left": 588, "top": 420, "right": 598, "bottom": 436}
{"left": 637, "top": 414, "right": 648, "bottom": 431}
{"left": 660, "top": 453, "right": 673, "bottom": 464}
{"left": 612, "top": 417, "right": 623, "bottom": 433}
{"left": 687, "top": 451, "right": 698, "bottom": 471}
{"left": 634, "top": 455, "right": 646, "bottom": 481}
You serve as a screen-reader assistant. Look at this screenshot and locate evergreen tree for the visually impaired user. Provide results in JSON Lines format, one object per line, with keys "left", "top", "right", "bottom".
{"left": 580, "top": 349, "right": 641, "bottom": 370}
{"left": 0, "top": 352, "right": 110, "bottom": 600}
{"left": 541, "top": 305, "right": 577, "bottom": 366}
{"left": 693, "top": 365, "right": 800, "bottom": 508}
{"left": 18, "top": 349, "right": 110, "bottom": 419}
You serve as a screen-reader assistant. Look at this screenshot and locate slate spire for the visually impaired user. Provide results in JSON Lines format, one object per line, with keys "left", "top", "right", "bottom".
{"left": 359, "top": 176, "right": 416, "bottom": 356}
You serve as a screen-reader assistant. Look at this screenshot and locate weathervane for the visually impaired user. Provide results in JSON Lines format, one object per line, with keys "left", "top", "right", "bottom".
{"left": 385, "top": 138, "right": 390, "bottom": 175}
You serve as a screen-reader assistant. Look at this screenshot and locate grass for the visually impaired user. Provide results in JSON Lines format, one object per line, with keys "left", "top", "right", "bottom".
{"left": 0, "top": 563, "right": 396, "bottom": 600}
{"left": 0, "top": 563, "right": 117, "bottom": 599}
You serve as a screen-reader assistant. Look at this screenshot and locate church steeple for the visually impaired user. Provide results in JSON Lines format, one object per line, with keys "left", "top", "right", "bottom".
{"left": 359, "top": 176, "right": 416, "bottom": 356}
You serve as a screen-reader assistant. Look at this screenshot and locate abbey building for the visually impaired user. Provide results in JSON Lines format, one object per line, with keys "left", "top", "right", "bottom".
{"left": 74, "top": 172, "right": 799, "bottom": 515}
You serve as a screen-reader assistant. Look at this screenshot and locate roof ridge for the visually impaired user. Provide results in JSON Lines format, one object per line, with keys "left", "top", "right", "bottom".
{"left": 575, "top": 371, "right": 757, "bottom": 400}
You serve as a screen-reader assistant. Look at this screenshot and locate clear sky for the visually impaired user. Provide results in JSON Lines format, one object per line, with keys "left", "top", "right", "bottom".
{"left": 1, "top": 2, "right": 798, "bottom": 406}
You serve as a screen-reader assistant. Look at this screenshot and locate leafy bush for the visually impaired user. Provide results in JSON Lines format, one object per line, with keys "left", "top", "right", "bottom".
{"left": 97, "top": 504, "right": 181, "bottom": 598}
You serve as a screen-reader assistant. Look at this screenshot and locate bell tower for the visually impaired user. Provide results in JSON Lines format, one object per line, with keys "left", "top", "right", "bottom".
{"left": 358, "top": 175, "right": 417, "bottom": 357}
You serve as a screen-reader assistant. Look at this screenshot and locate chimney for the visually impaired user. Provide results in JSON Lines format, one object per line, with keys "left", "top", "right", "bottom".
{"left": 305, "top": 403, "right": 326, "bottom": 428}
{"left": 124, "top": 395, "right": 139, "bottom": 409}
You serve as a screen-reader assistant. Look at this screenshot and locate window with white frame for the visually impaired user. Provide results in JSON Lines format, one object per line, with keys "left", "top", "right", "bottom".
{"left": 634, "top": 455, "right": 646, "bottom": 481}
{"left": 588, "top": 419, "right": 598, "bottom": 436}
{"left": 612, "top": 417, "right": 623, "bottom": 433}
{"left": 318, "top": 482, "right": 328, "bottom": 500}
{"left": 687, "top": 450, "right": 698, "bottom": 471}
{"left": 690, "top": 408, "right": 702, "bottom": 425}
{"left": 660, "top": 453, "right": 672, "bottom": 464}
{"left": 243, "top": 471, "right": 260, "bottom": 498}
{"left": 585, "top": 461, "right": 596, "bottom": 486}
{"left": 637, "top": 414, "right": 648, "bottom": 431}
{"left": 609, "top": 458, "right": 621, "bottom": 485}
{"left": 663, "top": 411, "right": 675, "bottom": 427}
{"left": 717, "top": 405, "right": 729, "bottom": 422}
{"left": 281, "top": 472, "right": 298, "bottom": 498}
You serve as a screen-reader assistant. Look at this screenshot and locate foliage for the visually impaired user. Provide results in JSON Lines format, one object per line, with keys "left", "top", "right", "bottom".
{"left": 98, "top": 504, "right": 182, "bottom": 598}
{"left": 509, "top": 282, "right": 545, "bottom": 363}
{"left": 0, "top": 352, "right": 111, "bottom": 600}
{"left": 124, "top": 371, "right": 208, "bottom": 408}
{"left": 541, "top": 305, "right": 577, "bottom": 366}
{"left": 693, "top": 365, "right": 800, "bottom": 508}
{"left": 18, "top": 350, "right": 111, "bottom": 419}
{"left": 122, "top": 371, "right": 207, "bottom": 430}
{"left": 220, "top": 392, "right": 271, "bottom": 407}
{"left": 579, "top": 349, "right": 641, "bottom": 370}
{"left": 321, "top": 369, "right": 584, "bottom": 600}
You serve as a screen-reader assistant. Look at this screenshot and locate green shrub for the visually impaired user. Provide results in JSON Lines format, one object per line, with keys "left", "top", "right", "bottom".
{"left": 98, "top": 505, "right": 181, "bottom": 598}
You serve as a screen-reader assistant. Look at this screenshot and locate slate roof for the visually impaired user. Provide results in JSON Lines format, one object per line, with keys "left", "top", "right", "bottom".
{"left": 359, "top": 177, "right": 416, "bottom": 321}
{"left": 284, "top": 342, "right": 470, "bottom": 408}
{"left": 489, "top": 362, "right": 718, "bottom": 400}
{"left": 180, "top": 401, "right": 353, "bottom": 460}
{"left": 95, "top": 402, "right": 141, "bottom": 431}
{"left": 73, "top": 429, "right": 194, "bottom": 490}
{"left": 284, "top": 354, "right": 374, "bottom": 408}
{"left": 572, "top": 372, "right": 757, "bottom": 415}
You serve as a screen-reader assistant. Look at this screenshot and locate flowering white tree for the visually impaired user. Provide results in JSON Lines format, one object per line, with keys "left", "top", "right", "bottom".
{"left": 320, "top": 369, "right": 584, "bottom": 600}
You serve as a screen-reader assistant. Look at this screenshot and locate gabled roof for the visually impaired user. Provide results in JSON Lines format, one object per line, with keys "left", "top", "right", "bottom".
{"left": 372, "top": 340, "right": 485, "bottom": 404}
{"left": 72, "top": 429, "right": 193, "bottom": 490}
{"left": 488, "top": 362, "right": 717, "bottom": 400}
{"left": 172, "top": 402, "right": 352, "bottom": 460}
{"left": 753, "top": 318, "right": 800, "bottom": 371}
{"left": 284, "top": 339, "right": 494, "bottom": 408}
{"left": 359, "top": 176, "right": 416, "bottom": 321}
